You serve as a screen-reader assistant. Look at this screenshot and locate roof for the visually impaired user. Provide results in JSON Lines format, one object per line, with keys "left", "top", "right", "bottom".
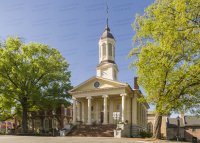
{"left": 100, "top": 25, "right": 115, "bottom": 41}
{"left": 167, "top": 118, "right": 184, "bottom": 127}
{"left": 185, "top": 116, "right": 200, "bottom": 126}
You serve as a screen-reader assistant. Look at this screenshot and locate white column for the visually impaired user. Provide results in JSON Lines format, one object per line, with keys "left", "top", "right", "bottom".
{"left": 77, "top": 101, "right": 80, "bottom": 122}
{"left": 120, "top": 93, "right": 127, "bottom": 123}
{"left": 72, "top": 97, "right": 76, "bottom": 125}
{"left": 110, "top": 99, "right": 113, "bottom": 124}
{"left": 102, "top": 95, "right": 108, "bottom": 125}
{"left": 81, "top": 100, "right": 85, "bottom": 124}
{"left": 95, "top": 101, "right": 99, "bottom": 124}
{"left": 106, "top": 43, "right": 108, "bottom": 60}
{"left": 112, "top": 45, "right": 114, "bottom": 61}
{"left": 86, "top": 96, "right": 92, "bottom": 125}
{"left": 101, "top": 45, "right": 103, "bottom": 61}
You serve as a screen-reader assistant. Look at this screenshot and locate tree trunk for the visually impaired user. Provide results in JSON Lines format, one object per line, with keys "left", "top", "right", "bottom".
{"left": 21, "top": 106, "right": 28, "bottom": 133}
{"left": 153, "top": 113, "right": 162, "bottom": 139}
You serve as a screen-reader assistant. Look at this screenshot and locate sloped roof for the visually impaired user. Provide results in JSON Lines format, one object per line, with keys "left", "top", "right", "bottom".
{"left": 100, "top": 25, "right": 115, "bottom": 41}
{"left": 167, "top": 118, "right": 184, "bottom": 127}
{"left": 185, "top": 116, "right": 200, "bottom": 126}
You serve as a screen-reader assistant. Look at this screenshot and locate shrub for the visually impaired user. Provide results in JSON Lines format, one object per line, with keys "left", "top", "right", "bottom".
{"left": 11, "top": 129, "right": 15, "bottom": 133}
{"left": 140, "top": 131, "right": 147, "bottom": 138}
{"left": 41, "top": 129, "right": 45, "bottom": 133}
{"left": 146, "top": 132, "right": 152, "bottom": 138}
{"left": 49, "top": 128, "right": 56, "bottom": 132}
{"left": 181, "top": 138, "right": 188, "bottom": 142}
{"left": 140, "top": 131, "right": 152, "bottom": 138}
{"left": 37, "top": 128, "right": 41, "bottom": 133}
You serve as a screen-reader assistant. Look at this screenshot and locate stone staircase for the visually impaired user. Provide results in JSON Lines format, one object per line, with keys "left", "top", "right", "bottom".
{"left": 67, "top": 124, "right": 117, "bottom": 137}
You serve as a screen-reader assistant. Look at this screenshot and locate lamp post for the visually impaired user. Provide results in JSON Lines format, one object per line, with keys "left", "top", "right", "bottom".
{"left": 52, "top": 110, "right": 55, "bottom": 137}
{"left": 177, "top": 116, "right": 180, "bottom": 141}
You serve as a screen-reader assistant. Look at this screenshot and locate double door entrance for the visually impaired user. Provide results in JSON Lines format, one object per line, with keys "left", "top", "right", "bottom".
{"left": 101, "top": 112, "right": 109, "bottom": 124}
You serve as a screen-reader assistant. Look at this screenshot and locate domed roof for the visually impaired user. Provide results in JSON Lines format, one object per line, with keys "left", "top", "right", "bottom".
{"left": 100, "top": 25, "right": 115, "bottom": 41}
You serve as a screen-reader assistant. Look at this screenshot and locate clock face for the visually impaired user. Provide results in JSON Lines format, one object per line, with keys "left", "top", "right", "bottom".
{"left": 94, "top": 81, "right": 100, "bottom": 88}
{"left": 102, "top": 70, "right": 107, "bottom": 75}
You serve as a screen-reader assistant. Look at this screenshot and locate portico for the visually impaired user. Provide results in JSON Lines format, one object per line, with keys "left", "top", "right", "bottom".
{"left": 69, "top": 78, "right": 131, "bottom": 125}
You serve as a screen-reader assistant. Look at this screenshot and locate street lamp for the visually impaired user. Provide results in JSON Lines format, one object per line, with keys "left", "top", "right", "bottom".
{"left": 177, "top": 116, "right": 180, "bottom": 141}
{"left": 52, "top": 110, "right": 55, "bottom": 137}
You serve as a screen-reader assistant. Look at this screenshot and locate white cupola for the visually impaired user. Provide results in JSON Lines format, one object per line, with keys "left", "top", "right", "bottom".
{"left": 96, "top": 20, "right": 119, "bottom": 81}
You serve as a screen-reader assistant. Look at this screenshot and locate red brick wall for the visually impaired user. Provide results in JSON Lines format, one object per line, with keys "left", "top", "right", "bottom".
{"left": 185, "top": 127, "right": 200, "bottom": 143}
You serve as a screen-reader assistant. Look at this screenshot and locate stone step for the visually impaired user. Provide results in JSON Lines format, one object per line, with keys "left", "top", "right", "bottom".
{"left": 67, "top": 124, "right": 116, "bottom": 137}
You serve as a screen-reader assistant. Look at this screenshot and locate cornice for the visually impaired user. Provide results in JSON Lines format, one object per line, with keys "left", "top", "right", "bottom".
{"left": 69, "top": 85, "right": 126, "bottom": 95}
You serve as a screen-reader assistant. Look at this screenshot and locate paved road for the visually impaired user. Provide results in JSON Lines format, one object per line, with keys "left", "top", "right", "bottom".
{"left": 0, "top": 135, "right": 182, "bottom": 143}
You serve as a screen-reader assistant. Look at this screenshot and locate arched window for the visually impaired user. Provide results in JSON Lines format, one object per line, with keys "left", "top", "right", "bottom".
{"left": 28, "top": 120, "right": 32, "bottom": 130}
{"left": 102, "top": 43, "right": 106, "bottom": 56}
{"left": 64, "top": 118, "right": 68, "bottom": 127}
{"left": 44, "top": 119, "right": 49, "bottom": 129}
{"left": 147, "top": 122, "right": 153, "bottom": 133}
{"left": 108, "top": 43, "right": 112, "bottom": 56}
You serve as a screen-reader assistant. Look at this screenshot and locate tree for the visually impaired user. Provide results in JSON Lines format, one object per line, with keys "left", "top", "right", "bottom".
{"left": 127, "top": 0, "right": 200, "bottom": 139}
{"left": 0, "top": 36, "right": 73, "bottom": 132}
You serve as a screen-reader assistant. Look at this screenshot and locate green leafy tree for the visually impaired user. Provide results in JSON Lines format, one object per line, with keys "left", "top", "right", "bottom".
{"left": 0, "top": 36, "right": 72, "bottom": 132}
{"left": 127, "top": 0, "right": 200, "bottom": 139}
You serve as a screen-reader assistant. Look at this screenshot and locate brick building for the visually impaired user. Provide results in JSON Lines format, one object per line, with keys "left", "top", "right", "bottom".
{"left": 166, "top": 113, "right": 200, "bottom": 142}
{"left": 0, "top": 104, "right": 73, "bottom": 133}
{"left": 26, "top": 104, "right": 73, "bottom": 132}
{"left": 184, "top": 116, "right": 200, "bottom": 142}
{"left": 166, "top": 117, "right": 185, "bottom": 139}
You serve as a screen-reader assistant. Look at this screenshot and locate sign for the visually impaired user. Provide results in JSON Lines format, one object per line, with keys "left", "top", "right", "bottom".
{"left": 113, "top": 112, "right": 120, "bottom": 120}
{"left": 66, "top": 125, "right": 70, "bottom": 130}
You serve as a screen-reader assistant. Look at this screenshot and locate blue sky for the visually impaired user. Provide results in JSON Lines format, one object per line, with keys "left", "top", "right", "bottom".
{"left": 0, "top": 0, "right": 181, "bottom": 118}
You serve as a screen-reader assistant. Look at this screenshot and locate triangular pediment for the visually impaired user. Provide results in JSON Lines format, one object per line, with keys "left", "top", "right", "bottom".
{"left": 69, "top": 76, "right": 126, "bottom": 93}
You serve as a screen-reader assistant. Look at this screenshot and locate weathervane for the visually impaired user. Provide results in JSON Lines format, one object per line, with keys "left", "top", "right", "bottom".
{"left": 106, "top": 4, "right": 109, "bottom": 26}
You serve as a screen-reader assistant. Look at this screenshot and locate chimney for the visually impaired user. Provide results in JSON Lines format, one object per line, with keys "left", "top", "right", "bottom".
{"left": 181, "top": 111, "right": 185, "bottom": 118}
{"left": 134, "top": 77, "right": 139, "bottom": 89}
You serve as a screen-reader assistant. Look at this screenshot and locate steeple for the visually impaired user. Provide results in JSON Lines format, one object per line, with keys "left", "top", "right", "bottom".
{"left": 95, "top": 5, "right": 119, "bottom": 81}
{"left": 100, "top": 4, "right": 115, "bottom": 41}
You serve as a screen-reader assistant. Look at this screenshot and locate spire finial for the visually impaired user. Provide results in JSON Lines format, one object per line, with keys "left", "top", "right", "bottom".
{"left": 106, "top": 4, "right": 109, "bottom": 26}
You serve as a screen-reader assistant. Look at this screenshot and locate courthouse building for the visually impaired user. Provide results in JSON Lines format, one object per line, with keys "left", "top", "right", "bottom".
{"left": 68, "top": 21, "right": 149, "bottom": 136}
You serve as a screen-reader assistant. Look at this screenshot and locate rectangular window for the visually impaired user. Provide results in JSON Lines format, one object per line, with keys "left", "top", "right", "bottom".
{"left": 70, "top": 110, "right": 72, "bottom": 116}
{"left": 192, "top": 128, "right": 196, "bottom": 132}
{"left": 64, "top": 109, "right": 67, "bottom": 115}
